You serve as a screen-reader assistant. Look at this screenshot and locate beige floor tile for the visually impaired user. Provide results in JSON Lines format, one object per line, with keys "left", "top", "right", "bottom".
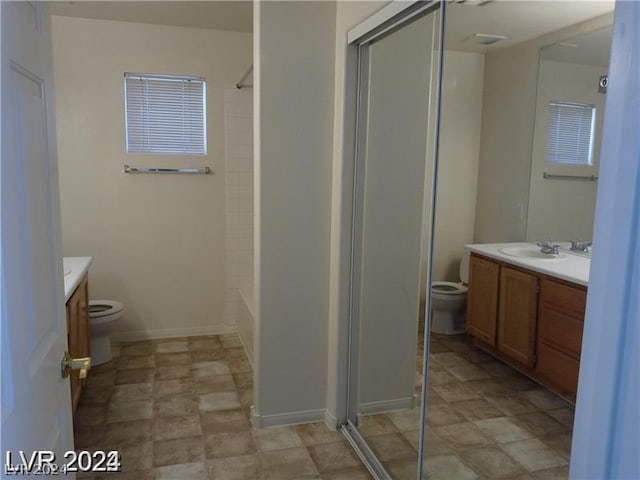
{"left": 199, "top": 391, "right": 241, "bottom": 412}
{"left": 384, "top": 459, "right": 419, "bottom": 480}
{"left": 433, "top": 382, "right": 481, "bottom": 403}
{"left": 193, "top": 374, "right": 236, "bottom": 394}
{"left": 259, "top": 447, "right": 320, "bottom": 480}
{"left": 74, "top": 405, "right": 107, "bottom": 429}
{"left": 232, "top": 372, "right": 254, "bottom": 390}
{"left": 423, "top": 454, "right": 479, "bottom": 480}
{"left": 154, "top": 365, "right": 191, "bottom": 381}
{"left": 456, "top": 348, "right": 495, "bottom": 364}
{"left": 107, "top": 400, "right": 153, "bottom": 423}
{"left": 238, "top": 388, "right": 253, "bottom": 408}
{"left": 388, "top": 408, "right": 422, "bottom": 431}
{"left": 153, "top": 414, "right": 202, "bottom": 441}
{"left": 321, "top": 466, "right": 373, "bottom": 479}
{"left": 512, "top": 412, "right": 569, "bottom": 437}
{"left": 447, "top": 365, "right": 491, "bottom": 382}
{"left": 117, "top": 441, "right": 153, "bottom": 472}
{"left": 225, "top": 347, "right": 249, "bottom": 360}
{"left": 190, "top": 349, "right": 226, "bottom": 362}
{"left": 430, "top": 352, "right": 474, "bottom": 368}
{"left": 156, "top": 341, "right": 189, "bottom": 354}
{"left": 478, "top": 360, "right": 519, "bottom": 378}
{"left": 154, "top": 462, "right": 207, "bottom": 480}
{"left": 207, "top": 454, "right": 264, "bottom": 480}
{"left": 227, "top": 356, "right": 252, "bottom": 373}
{"left": 520, "top": 390, "right": 570, "bottom": 411}
{"left": 459, "top": 446, "right": 526, "bottom": 478}
{"left": 426, "top": 403, "right": 467, "bottom": 427}
{"left": 153, "top": 435, "right": 204, "bottom": 467}
{"left": 78, "top": 386, "right": 113, "bottom": 407}
{"left": 358, "top": 414, "right": 399, "bottom": 437}
{"left": 103, "top": 419, "right": 153, "bottom": 448}
{"left": 156, "top": 352, "right": 191, "bottom": 367}
{"left": 204, "top": 431, "right": 256, "bottom": 458}
{"left": 366, "top": 433, "right": 416, "bottom": 462}
{"left": 189, "top": 336, "right": 223, "bottom": 352}
{"left": 118, "top": 355, "right": 155, "bottom": 370}
{"left": 451, "top": 398, "right": 504, "bottom": 421}
{"left": 484, "top": 395, "right": 540, "bottom": 416}
{"left": 154, "top": 393, "right": 199, "bottom": 417}
{"left": 530, "top": 465, "right": 570, "bottom": 479}
{"left": 545, "top": 407, "right": 574, "bottom": 429}
{"left": 308, "top": 441, "right": 362, "bottom": 473}
{"left": 154, "top": 378, "right": 194, "bottom": 398}
{"left": 433, "top": 422, "right": 493, "bottom": 450}
{"left": 253, "top": 427, "right": 303, "bottom": 452}
{"left": 296, "top": 423, "right": 344, "bottom": 446}
{"left": 474, "top": 418, "right": 534, "bottom": 444}
{"left": 110, "top": 383, "right": 153, "bottom": 403}
{"left": 502, "top": 439, "right": 568, "bottom": 472}
{"left": 200, "top": 409, "right": 251, "bottom": 434}
{"left": 539, "top": 432, "right": 573, "bottom": 460}
{"left": 412, "top": 427, "right": 454, "bottom": 457}
{"left": 191, "top": 360, "right": 230, "bottom": 377}
{"left": 86, "top": 369, "right": 117, "bottom": 387}
{"left": 220, "top": 334, "right": 243, "bottom": 349}
{"left": 115, "top": 368, "right": 155, "bottom": 385}
{"left": 119, "top": 341, "right": 155, "bottom": 357}
{"left": 95, "top": 471, "right": 153, "bottom": 480}
{"left": 466, "top": 379, "right": 518, "bottom": 397}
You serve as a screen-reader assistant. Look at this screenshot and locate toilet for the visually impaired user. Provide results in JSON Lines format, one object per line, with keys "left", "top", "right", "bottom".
{"left": 431, "top": 252, "right": 470, "bottom": 335}
{"left": 89, "top": 300, "right": 124, "bottom": 365}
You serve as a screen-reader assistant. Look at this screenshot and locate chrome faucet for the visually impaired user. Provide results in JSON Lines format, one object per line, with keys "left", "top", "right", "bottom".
{"left": 537, "top": 241, "right": 560, "bottom": 255}
{"left": 570, "top": 240, "right": 592, "bottom": 253}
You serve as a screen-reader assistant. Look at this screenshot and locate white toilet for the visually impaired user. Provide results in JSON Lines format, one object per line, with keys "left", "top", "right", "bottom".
{"left": 431, "top": 252, "right": 470, "bottom": 335}
{"left": 89, "top": 300, "right": 124, "bottom": 365}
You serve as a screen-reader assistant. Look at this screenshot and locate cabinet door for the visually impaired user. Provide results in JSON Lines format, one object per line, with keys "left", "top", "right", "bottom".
{"left": 67, "top": 292, "right": 81, "bottom": 411}
{"left": 467, "top": 255, "right": 500, "bottom": 346}
{"left": 497, "top": 267, "right": 538, "bottom": 366}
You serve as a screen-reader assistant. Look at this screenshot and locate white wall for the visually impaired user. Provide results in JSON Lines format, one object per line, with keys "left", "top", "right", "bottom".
{"left": 474, "top": 13, "right": 613, "bottom": 244}
{"left": 526, "top": 59, "right": 605, "bottom": 242}
{"left": 254, "top": 1, "right": 337, "bottom": 427}
{"left": 51, "top": 16, "right": 251, "bottom": 340}
{"left": 433, "top": 51, "right": 484, "bottom": 281}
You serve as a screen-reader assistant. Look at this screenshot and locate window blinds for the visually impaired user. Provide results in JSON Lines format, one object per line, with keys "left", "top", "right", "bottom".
{"left": 546, "top": 101, "right": 595, "bottom": 166}
{"left": 124, "top": 73, "right": 206, "bottom": 155}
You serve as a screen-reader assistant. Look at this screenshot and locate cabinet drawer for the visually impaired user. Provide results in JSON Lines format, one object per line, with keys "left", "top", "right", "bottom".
{"left": 538, "top": 307, "right": 583, "bottom": 359}
{"left": 540, "top": 279, "right": 586, "bottom": 319}
{"left": 536, "top": 342, "right": 580, "bottom": 399}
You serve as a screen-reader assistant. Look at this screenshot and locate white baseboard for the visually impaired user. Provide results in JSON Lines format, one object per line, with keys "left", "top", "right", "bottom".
{"left": 251, "top": 407, "right": 326, "bottom": 429}
{"left": 324, "top": 410, "right": 339, "bottom": 431}
{"left": 359, "top": 397, "right": 414, "bottom": 415}
{"left": 112, "top": 324, "right": 237, "bottom": 343}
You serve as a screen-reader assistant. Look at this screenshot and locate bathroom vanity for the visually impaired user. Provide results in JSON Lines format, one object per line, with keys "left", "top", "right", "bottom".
{"left": 465, "top": 243, "right": 588, "bottom": 402}
{"left": 63, "top": 257, "right": 92, "bottom": 413}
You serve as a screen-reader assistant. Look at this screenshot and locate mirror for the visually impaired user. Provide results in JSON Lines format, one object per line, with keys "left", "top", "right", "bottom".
{"left": 526, "top": 26, "right": 613, "bottom": 242}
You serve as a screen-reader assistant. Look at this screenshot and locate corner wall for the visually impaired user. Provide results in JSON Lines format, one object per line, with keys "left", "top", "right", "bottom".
{"left": 254, "top": 1, "right": 337, "bottom": 426}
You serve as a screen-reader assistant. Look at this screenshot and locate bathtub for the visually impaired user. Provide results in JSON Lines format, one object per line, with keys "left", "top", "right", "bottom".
{"left": 237, "top": 286, "right": 254, "bottom": 365}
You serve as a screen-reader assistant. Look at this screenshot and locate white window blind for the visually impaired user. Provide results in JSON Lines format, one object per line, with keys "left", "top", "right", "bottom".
{"left": 124, "top": 73, "right": 206, "bottom": 155}
{"left": 546, "top": 100, "right": 596, "bottom": 166}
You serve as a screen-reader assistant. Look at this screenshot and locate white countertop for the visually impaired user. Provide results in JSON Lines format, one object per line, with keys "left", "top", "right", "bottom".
{"left": 465, "top": 243, "right": 590, "bottom": 287}
{"left": 63, "top": 257, "right": 92, "bottom": 302}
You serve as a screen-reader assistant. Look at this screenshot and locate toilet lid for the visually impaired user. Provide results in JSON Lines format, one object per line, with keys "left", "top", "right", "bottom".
{"left": 89, "top": 300, "right": 124, "bottom": 318}
{"left": 432, "top": 281, "right": 468, "bottom": 295}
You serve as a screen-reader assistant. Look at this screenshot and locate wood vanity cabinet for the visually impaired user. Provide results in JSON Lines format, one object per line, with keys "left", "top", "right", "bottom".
{"left": 66, "top": 274, "right": 90, "bottom": 413}
{"left": 467, "top": 255, "right": 500, "bottom": 346}
{"left": 466, "top": 253, "right": 586, "bottom": 402}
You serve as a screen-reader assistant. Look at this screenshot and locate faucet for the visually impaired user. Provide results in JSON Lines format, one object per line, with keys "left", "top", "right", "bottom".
{"left": 570, "top": 240, "right": 592, "bottom": 253}
{"left": 537, "top": 240, "right": 560, "bottom": 255}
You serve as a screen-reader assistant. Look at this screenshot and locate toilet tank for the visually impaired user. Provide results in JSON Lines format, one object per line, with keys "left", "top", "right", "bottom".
{"left": 459, "top": 251, "right": 470, "bottom": 284}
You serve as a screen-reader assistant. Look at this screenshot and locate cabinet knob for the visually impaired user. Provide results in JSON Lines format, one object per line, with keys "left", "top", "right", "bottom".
{"left": 61, "top": 351, "right": 91, "bottom": 379}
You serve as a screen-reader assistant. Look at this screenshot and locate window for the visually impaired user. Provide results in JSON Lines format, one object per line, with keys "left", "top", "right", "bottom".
{"left": 546, "top": 100, "right": 596, "bottom": 166}
{"left": 124, "top": 73, "right": 206, "bottom": 155}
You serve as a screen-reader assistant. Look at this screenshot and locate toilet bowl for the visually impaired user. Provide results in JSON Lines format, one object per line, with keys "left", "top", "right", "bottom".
{"left": 89, "top": 300, "right": 124, "bottom": 365}
{"left": 431, "top": 252, "right": 469, "bottom": 335}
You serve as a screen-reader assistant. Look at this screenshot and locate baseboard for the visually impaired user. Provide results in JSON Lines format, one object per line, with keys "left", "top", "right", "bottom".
{"left": 251, "top": 407, "right": 326, "bottom": 429}
{"left": 359, "top": 397, "right": 414, "bottom": 415}
{"left": 324, "top": 409, "right": 339, "bottom": 431}
{"left": 112, "top": 325, "right": 238, "bottom": 343}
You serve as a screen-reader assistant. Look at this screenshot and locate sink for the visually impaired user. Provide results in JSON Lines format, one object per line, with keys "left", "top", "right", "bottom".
{"left": 498, "top": 246, "right": 568, "bottom": 260}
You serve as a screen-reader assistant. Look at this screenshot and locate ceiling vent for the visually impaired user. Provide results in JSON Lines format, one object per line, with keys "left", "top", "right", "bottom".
{"left": 463, "top": 33, "right": 508, "bottom": 45}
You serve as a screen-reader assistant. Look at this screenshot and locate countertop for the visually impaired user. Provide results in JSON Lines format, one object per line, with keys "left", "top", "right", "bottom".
{"left": 465, "top": 243, "right": 590, "bottom": 287}
{"left": 63, "top": 257, "right": 92, "bottom": 302}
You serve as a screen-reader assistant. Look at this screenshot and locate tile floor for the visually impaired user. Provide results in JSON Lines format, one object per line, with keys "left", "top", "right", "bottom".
{"left": 357, "top": 334, "right": 574, "bottom": 479}
{"left": 74, "top": 334, "right": 369, "bottom": 479}
{"left": 74, "top": 333, "right": 574, "bottom": 479}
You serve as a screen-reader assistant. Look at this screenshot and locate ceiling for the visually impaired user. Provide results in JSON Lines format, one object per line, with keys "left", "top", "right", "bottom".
{"left": 48, "top": 1, "right": 252, "bottom": 32}
{"left": 445, "top": 0, "right": 614, "bottom": 53}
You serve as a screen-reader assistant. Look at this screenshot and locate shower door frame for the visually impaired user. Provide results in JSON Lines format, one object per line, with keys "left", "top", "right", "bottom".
{"left": 340, "top": 2, "right": 446, "bottom": 479}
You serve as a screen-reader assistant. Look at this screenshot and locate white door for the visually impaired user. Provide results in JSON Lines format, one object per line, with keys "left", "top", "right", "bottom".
{"left": 1, "top": 0, "right": 74, "bottom": 472}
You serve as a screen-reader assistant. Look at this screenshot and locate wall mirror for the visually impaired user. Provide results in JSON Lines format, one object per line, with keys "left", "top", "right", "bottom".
{"left": 526, "top": 26, "right": 612, "bottom": 243}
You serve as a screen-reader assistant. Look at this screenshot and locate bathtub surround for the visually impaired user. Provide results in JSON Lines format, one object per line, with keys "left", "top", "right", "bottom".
{"left": 52, "top": 16, "right": 251, "bottom": 341}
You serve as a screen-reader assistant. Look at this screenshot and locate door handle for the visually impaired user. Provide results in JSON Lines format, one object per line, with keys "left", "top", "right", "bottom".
{"left": 61, "top": 351, "right": 91, "bottom": 379}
